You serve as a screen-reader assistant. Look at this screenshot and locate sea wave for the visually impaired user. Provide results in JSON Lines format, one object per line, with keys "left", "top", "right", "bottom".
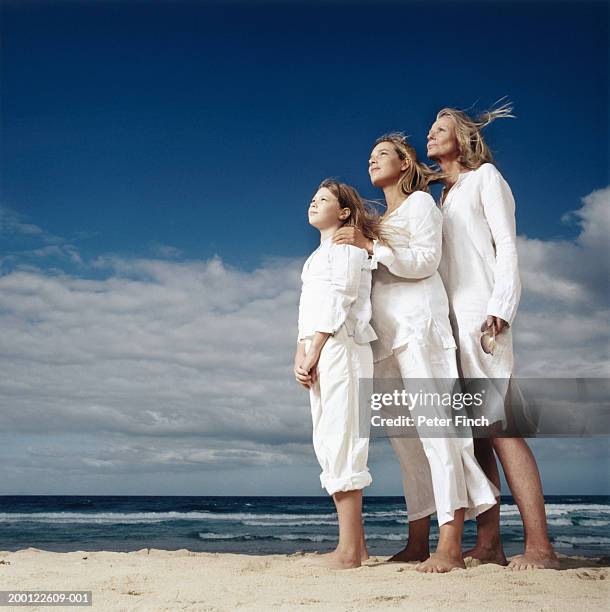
{"left": 0, "top": 511, "right": 223, "bottom": 524}
{"left": 2, "top": 504, "right": 609, "bottom": 527}
{"left": 242, "top": 520, "right": 339, "bottom": 527}
{"left": 578, "top": 519, "right": 610, "bottom": 527}
{"left": 547, "top": 518, "right": 573, "bottom": 526}
{"left": 500, "top": 504, "right": 610, "bottom": 517}
{"left": 0, "top": 510, "right": 410, "bottom": 524}
{"left": 0, "top": 511, "right": 339, "bottom": 524}
{"left": 197, "top": 532, "right": 437, "bottom": 542}
{"left": 554, "top": 536, "right": 610, "bottom": 546}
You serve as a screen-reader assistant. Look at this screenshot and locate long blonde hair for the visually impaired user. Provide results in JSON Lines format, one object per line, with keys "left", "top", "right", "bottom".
{"left": 374, "top": 132, "right": 440, "bottom": 195}
{"left": 436, "top": 99, "right": 515, "bottom": 169}
{"left": 318, "top": 178, "right": 387, "bottom": 244}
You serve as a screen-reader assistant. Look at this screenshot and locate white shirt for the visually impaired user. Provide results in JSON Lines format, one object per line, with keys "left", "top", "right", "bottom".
{"left": 369, "top": 190, "right": 456, "bottom": 362}
{"left": 438, "top": 163, "right": 521, "bottom": 326}
{"left": 298, "top": 238, "right": 377, "bottom": 344}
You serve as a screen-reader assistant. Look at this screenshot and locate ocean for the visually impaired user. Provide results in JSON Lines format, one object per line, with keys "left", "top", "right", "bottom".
{"left": 1, "top": 495, "right": 609, "bottom": 559}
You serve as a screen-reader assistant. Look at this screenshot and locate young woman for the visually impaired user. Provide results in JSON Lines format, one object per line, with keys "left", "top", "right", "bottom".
{"left": 427, "top": 102, "right": 559, "bottom": 570}
{"left": 333, "top": 135, "right": 498, "bottom": 573}
{"left": 294, "top": 178, "right": 381, "bottom": 569}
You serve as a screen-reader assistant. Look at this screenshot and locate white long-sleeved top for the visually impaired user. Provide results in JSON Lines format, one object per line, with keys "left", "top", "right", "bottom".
{"left": 369, "top": 190, "right": 456, "bottom": 363}
{"left": 438, "top": 163, "right": 522, "bottom": 327}
{"left": 298, "top": 238, "right": 377, "bottom": 344}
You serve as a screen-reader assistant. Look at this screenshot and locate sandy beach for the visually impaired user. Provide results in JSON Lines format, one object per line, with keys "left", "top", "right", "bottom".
{"left": 1, "top": 548, "right": 608, "bottom": 611}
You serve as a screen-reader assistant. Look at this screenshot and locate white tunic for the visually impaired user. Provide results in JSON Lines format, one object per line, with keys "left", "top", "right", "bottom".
{"left": 438, "top": 163, "right": 521, "bottom": 382}
{"left": 370, "top": 190, "right": 456, "bottom": 362}
{"left": 298, "top": 238, "right": 377, "bottom": 344}
{"left": 370, "top": 190, "right": 499, "bottom": 524}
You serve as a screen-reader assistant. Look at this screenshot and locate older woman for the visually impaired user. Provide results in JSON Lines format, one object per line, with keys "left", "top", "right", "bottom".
{"left": 426, "top": 102, "right": 559, "bottom": 570}
{"left": 333, "top": 133, "right": 498, "bottom": 573}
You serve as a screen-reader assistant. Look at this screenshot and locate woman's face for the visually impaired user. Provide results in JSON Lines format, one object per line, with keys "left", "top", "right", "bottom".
{"left": 368, "top": 141, "right": 408, "bottom": 187}
{"left": 308, "top": 187, "right": 349, "bottom": 229}
{"left": 427, "top": 116, "right": 459, "bottom": 161}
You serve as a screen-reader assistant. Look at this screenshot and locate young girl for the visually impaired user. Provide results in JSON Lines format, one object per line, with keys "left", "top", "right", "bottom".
{"left": 294, "top": 178, "right": 382, "bottom": 569}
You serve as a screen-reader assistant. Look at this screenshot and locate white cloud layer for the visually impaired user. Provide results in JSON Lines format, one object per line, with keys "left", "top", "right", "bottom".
{"left": 514, "top": 186, "right": 609, "bottom": 376}
{"left": 0, "top": 187, "right": 608, "bottom": 493}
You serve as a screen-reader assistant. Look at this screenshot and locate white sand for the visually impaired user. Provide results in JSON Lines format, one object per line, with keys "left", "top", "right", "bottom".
{"left": 1, "top": 548, "right": 608, "bottom": 611}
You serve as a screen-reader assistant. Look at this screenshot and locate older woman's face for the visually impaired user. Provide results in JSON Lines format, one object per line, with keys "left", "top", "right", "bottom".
{"left": 368, "top": 142, "right": 407, "bottom": 187}
{"left": 427, "top": 116, "right": 459, "bottom": 161}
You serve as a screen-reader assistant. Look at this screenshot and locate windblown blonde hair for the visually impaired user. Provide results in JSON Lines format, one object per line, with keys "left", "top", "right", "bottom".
{"left": 373, "top": 132, "right": 440, "bottom": 196}
{"left": 318, "top": 178, "right": 387, "bottom": 244}
{"left": 436, "top": 99, "right": 515, "bottom": 169}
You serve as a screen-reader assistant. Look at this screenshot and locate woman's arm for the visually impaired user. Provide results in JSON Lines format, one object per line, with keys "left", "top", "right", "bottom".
{"left": 480, "top": 164, "right": 522, "bottom": 326}
{"left": 371, "top": 196, "right": 442, "bottom": 279}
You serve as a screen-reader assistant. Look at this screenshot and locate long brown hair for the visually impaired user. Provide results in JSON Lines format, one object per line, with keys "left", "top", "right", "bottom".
{"left": 318, "top": 178, "right": 386, "bottom": 244}
{"left": 436, "top": 99, "right": 515, "bottom": 169}
{"left": 373, "top": 132, "right": 440, "bottom": 195}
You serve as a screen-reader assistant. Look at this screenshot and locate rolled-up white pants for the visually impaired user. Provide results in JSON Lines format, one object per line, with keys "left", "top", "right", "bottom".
{"left": 305, "top": 326, "right": 374, "bottom": 496}
{"left": 375, "top": 334, "right": 499, "bottom": 526}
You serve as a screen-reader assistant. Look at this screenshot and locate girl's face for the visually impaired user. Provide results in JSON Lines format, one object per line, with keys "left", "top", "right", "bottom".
{"left": 308, "top": 187, "right": 349, "bottom": 230}
{"left": 427, "top": 116, "right": 459, "bottom": 161}
{"left": 368, "top": 142, "right": 408, "bottom": 187}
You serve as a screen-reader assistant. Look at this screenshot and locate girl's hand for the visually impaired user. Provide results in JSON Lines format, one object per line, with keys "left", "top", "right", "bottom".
{"left": 296, "top": 332, "right": 328, "bottom": 388}
{"left": 481, "top": 315, "right": 508, "bottom": 335}
{"left": 294, "top": 363, "right": 312, "bottom": 389}
{"left": 301, "top": 347, "right": 321, "bottom": 376}
{"left": 333, "top": 226, "right": 374, "bottom": 254}
{"left": 294, "top": 342, "right": 311, "bottom": 388}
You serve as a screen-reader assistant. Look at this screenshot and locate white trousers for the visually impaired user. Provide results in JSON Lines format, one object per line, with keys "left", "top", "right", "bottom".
{"left": 306, "top": 326, "right": 374, "bottom": 496}
{"left": 375, "top": 334, "right": 499, "bottom": 526}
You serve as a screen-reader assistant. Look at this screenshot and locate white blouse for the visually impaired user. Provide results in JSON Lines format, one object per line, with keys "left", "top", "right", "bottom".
{"left": 369, "top": 190, "right": 456, "bottom": 363}
{"left": 298, "top": 238, "right": 377, "bottom": 344}
{"left": 438, "top": 163, "right": 521, "bottom": 327}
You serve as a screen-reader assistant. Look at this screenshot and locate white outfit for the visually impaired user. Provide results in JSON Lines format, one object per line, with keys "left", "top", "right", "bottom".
{"left": 439, "top": 163, "right": 521, "bottom": 424}
{"left": 370, "top": 191, "right": 498, "bottom": 525}
{"left": 370, "top": 190, "right": 456, "bottom": 361}
{"left": 298, "top": 239, "right": 377, "bottom": 344}
{"left": 299, "top": 239, "right": 375, "bottom": 495}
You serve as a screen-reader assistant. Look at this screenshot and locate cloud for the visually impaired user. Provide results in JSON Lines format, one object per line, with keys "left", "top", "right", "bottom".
{"left": 0, "top": 204, "right": 83, "bottom": 268}
{"left": 0, "top": 257, "right": 305, "bottom": 442}
{"left": 514, "top": 185, "right": 610, "bottom": 376}
{"left": 0, "top": 204, "right": 60, "bottom": 242}
{"left": 0, "top": 187, "right": 608, "bottom": 492}
{"left": 149, "top": 242, "right": 184, "bottom": 259}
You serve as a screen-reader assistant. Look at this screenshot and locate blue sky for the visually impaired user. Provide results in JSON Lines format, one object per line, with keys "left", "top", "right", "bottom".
{"left": 0, "top": 1, "right": 608, "bottom": 496}
{"left": 2, "top": 1, "right": 607, "bottom": 269}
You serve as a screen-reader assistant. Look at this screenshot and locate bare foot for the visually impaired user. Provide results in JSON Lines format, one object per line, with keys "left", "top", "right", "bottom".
{"left": 388, "top": 544, "right": 429, "bottom": 563}
{"left": 508, "top": 548, "right": 560, "bottom": 570}
{"left": 416, "top": 552, "right": 466, "bottom": 573}
{"left": 463, "top": 544, "right": 508, "bottom": 566}
{"left": 306, "top": 549, "right": 361, "bottom": 569}
{"left": 317, "top": 537, "right": 368, "bottom": 562}
{"left": 326, "top": 552, "right": 361, "bottom": 569}
{"left": 314, "top": 549, "right": 361, "bottom": 569}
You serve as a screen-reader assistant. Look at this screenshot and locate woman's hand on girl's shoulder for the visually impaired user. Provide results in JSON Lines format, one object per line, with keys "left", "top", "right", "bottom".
{"left": 332, "top": 227, "right": 373, "bottom": 253}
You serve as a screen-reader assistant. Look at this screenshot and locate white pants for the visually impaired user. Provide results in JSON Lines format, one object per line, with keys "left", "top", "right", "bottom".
{"left": 306, "top": 326, "right": 374, "bottom": 496}
{"left": 375, "top": 334, "right": 499, "bottom": 526}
